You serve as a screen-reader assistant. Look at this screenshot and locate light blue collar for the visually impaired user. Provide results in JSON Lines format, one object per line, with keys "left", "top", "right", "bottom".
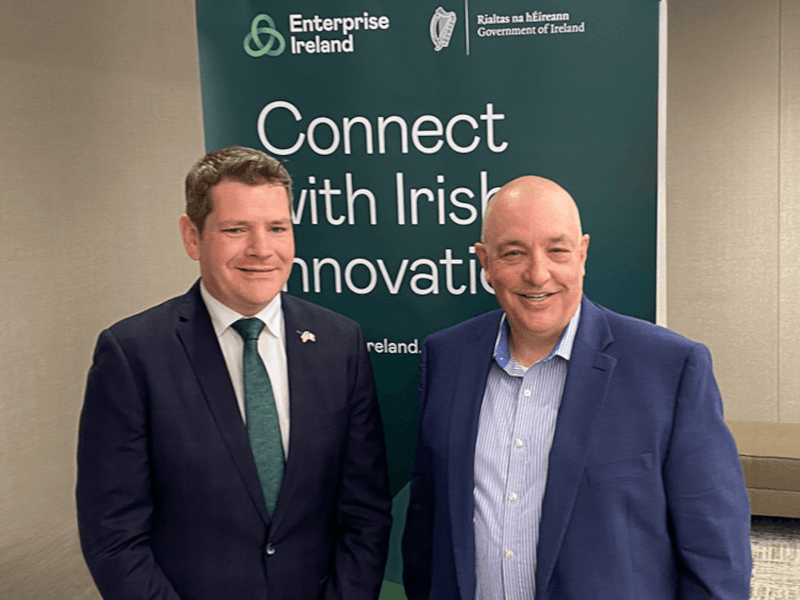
{"left": 493, "top": 302, "right": 582, "bottom": 370}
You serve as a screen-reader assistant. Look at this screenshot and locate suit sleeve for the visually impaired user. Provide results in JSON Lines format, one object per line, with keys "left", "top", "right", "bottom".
{"left": 76, "top": 330, "right": 183, "bottom": 600}
{"left": 401, "top": 341, "right": 434, "bottom": 600}
{"left": 324, "top": 325, "right": 393, "bottom": 600}
{"left": 663, "top": 344, "right": 752, "bottom": 599}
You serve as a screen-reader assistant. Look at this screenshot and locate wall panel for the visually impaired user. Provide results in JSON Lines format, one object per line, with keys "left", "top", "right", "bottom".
{"left": 667, "top": 0, "right": 781, "bottom": 422}
{"left": 0, "top": 2, "right": 204, "bottom": 598}
{"left": 779, "top": 0, "right": 800, "bottom": 423}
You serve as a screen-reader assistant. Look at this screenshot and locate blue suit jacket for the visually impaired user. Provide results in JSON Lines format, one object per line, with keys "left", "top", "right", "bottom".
{"left": 402, "top": 297, "right": 751, "bottom": 600}
{"left": 77, "top": 282, "right": 392, "bottom": 600}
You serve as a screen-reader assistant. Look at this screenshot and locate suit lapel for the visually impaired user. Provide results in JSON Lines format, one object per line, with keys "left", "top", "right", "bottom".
{"left": 175, "top": 282, "right": 271, "bottom": 527}
{"left": 448, "top": 313, "right": 501, "bottom": 600}
{"left": 268, "top": 294, "right": 315, "bottom": 532}
{"left": 535, "top": 298, "right": 616, "bottom": 593}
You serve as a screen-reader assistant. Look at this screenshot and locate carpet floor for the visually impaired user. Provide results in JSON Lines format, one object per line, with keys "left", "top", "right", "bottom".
{"left": 750, "top": 516, "right": 800, "bottom": 599}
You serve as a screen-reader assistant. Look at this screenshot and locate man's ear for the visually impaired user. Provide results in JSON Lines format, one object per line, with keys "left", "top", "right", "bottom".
{"left": 579, "top": 233, "right": 590, "bottom": 275}
{"left": 179, "top": 214, "right": 201, "bottom": 261}
{"left": 474, "top": 242, "right": 492, "bottom": 287}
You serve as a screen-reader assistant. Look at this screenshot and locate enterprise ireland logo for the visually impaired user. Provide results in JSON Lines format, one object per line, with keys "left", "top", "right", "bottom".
{"left": 243, "top": 14, "right": 286, "bottom": 57}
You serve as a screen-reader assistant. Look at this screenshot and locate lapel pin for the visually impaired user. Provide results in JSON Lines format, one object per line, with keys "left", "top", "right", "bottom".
{"left": 298, "top": 330, "right": 316, "bottom": 343}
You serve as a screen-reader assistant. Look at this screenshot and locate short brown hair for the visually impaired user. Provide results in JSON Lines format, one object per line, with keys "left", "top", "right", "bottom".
{"left": 185, "top": 146, "right": 293, "bottom": 233}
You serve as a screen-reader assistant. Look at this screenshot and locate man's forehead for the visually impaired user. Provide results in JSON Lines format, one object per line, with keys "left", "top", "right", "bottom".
{"left": 209, "top": 180, "right": 290, "bottom": 205}
{"left": 490, "top": 194, "right": 579, "bottom": 229}
{"left": 489, "top": 192, "right": 578, "bottom": 222}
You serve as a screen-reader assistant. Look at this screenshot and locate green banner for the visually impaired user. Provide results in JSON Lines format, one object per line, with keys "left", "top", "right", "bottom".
{"left": 196, "top": 1, "right": 658, "bottom": 593}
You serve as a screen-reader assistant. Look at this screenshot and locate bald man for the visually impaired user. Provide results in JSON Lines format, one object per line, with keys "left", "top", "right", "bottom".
{"left": 402, "top": 176, "right": 751, "bottom": 600}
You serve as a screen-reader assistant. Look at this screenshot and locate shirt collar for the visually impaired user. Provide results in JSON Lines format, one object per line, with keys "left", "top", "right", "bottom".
{"left": 199, "top": 281, "right": 283, "bottom": 339}
{"left": 493, "top": 301, "right": 582, "bottom": 370}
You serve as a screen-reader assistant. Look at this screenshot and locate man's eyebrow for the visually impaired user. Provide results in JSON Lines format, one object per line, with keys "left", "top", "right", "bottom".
{"left": 495, "top": 235, "right": 575, "bottom": 246}
{"left": 216, "top": 217, "right": 292, "bottom": 226}
{"left": 548, "top": 234, "right": 575, "bottom": 245}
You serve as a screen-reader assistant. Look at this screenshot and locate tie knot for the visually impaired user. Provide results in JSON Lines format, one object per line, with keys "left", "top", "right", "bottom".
{"left": 231, "top": 318, "right": 265, "bottom": 341}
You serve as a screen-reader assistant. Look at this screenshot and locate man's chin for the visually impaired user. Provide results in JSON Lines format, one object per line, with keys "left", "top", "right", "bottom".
{"left": 233, "top": 288, "right": 283, "bottom": 313}
{"left": 508, "top": 313, "right": 565, "bottom": 338}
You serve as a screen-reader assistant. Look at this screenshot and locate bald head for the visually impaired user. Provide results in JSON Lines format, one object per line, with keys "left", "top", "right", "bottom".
{"left": 481, "top": 176, "right": 583, "bottom": 243}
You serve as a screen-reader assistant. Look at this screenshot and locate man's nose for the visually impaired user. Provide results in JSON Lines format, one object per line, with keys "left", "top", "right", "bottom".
{"left": 523, "top": 254, "right": 550, "bottom": 287}
{"left": 246, "top": 229, "right": 274, "bottom": 257}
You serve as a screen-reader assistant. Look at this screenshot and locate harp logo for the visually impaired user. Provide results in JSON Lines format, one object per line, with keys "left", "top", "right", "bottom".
{"left": 430, "top": 7, "right": 457, "bottom": 51}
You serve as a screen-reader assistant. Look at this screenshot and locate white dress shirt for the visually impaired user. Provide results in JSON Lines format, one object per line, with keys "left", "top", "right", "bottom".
{"left": 200, "top": 282, "right": 291, "bottom": 456}
{"left": 473, "top": 306, "right": 581, "bottom": 600}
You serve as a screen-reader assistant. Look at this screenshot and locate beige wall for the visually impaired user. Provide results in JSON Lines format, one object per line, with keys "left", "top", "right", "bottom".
{"left": 779, "top": 0, "right": 800, "bottom": 424}
{"left": 1, "top": 0, "right": 797, "bottom": 598}
{"left": 0, "top": 1, "right": 204, "bottom": 598}
{"left": 667, "top": 0, "right": 800, "bottom": 426}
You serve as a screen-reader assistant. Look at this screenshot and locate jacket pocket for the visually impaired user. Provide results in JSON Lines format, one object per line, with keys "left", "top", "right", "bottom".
{"left": 585, "top": 452, "right": 654, "bottom": 485}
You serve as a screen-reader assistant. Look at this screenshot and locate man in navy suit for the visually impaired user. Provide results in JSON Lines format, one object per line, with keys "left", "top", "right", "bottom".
{"left": 402, "top": 176, "right": 751, "bottom": 599}
{"left": 77, "top": 146, "right": 392, "bottom": 600}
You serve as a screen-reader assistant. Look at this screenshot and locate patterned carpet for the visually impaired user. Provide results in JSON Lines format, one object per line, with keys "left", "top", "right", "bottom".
{"left": 750, "top": 516, "right": 800, "bottom": 600}
{"left": 381, "top": 510, "right": 799, "bottom": 599}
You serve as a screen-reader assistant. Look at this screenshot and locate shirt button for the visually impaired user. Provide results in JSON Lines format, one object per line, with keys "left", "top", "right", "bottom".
{"left": 515, "top": 439, "right": 524, "bottom": 447}
{"left": 265, "top": 543, "right": 276, "bottom": 556}
{"left": 509, "top": 492, "right": 518, "bottom": 502}
{"left": 505, "top": 549, "right": 514, "bottom": 558}
{"left": 523, "top": 389, "right": 532, "bottom": 397}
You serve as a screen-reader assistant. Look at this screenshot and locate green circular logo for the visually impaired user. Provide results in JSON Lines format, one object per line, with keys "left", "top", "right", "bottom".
{"left": 244, "top": 14, "right": 286, "bottom": 57}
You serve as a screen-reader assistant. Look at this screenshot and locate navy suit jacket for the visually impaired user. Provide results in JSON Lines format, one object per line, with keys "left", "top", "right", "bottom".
{"left": 402, "top": 297, "right": 751, "bottom": 600}
{"left": 77, "top": 282, "right": 392, "bottom": 600}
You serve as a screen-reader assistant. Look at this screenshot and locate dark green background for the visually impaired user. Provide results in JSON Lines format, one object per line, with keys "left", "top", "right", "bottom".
{"left": 196, "top": 1, "right": 658, "bottom": 593}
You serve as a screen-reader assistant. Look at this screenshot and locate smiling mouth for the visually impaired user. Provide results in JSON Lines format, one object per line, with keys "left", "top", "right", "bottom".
{"left": 518, "top": 292, "right": 554, "bottom": 301}
{"left": 237, "top": 267, "right": 276, "bottom": 273}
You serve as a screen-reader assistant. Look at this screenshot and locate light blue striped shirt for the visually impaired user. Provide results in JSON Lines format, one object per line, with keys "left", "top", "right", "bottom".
{"left": 473, "top": 306, "right": 581, "bottom": 600}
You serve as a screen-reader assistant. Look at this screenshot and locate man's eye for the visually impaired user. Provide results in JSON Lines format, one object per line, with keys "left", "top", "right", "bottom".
{"left": 223, "top": 228, "right": 244, "bottom": 234}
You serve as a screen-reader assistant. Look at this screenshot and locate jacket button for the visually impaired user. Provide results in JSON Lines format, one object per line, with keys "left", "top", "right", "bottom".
{"left": 265, "top": 543, "right": 276, "bottom": 556}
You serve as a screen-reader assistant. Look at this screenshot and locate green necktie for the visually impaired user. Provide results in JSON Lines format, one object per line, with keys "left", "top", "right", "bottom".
{"left": 231, "top": 318, "right": 284, "bottom": 515}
